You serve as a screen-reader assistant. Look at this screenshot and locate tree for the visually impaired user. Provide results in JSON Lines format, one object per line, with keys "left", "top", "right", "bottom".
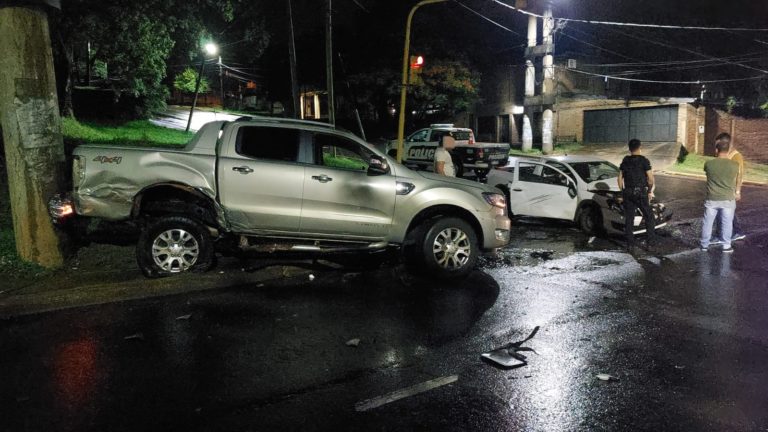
{"left": 0, "top": 6, "right": 66, "bottom": 267}
{"left": 174, "top": 67, "right": 210, "bottom": 94}
{"left": 52, "top": 0, "right": 272, "bottom": 119}
{"left": 410, "top": 60, "right": 481, "bottom": 121}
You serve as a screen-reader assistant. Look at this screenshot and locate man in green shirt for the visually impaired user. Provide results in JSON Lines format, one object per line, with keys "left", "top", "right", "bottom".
{"left": 700, "top": 137, "right": 740, "bottom": 252}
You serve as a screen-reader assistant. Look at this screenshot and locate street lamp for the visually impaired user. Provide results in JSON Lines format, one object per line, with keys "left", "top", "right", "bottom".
{"left": 185, "top": 42, "right": 219, "bottom": 132}
{"left": 395, "top": 0, "right": 448, "bottom": 163}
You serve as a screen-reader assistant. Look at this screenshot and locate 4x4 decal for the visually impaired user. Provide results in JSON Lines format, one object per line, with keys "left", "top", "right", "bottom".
{"left": 93, "top": 155, "right": 123, "bottom": 164}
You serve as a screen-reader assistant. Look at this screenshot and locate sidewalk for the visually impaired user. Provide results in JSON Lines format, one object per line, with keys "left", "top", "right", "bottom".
{"left": 569, "top": 141, "right": 680, "bottom": 171}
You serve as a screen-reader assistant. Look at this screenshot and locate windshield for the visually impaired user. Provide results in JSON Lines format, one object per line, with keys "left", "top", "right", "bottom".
{"left": 567, "top": 161, "right": 619, "bottom": 183}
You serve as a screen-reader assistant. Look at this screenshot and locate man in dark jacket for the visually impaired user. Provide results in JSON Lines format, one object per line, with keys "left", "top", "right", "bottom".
{"left": 617, "top": 139, "right": 656, "bottom": 248}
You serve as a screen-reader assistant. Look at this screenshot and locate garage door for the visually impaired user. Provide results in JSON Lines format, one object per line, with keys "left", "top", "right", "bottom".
{"left": 584, "top": 105, "right": 678, "bottom": 143}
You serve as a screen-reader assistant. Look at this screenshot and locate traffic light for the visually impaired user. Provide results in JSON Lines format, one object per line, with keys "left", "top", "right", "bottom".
{"left": 409, "top": 55, "right": 424, "bottom": 83}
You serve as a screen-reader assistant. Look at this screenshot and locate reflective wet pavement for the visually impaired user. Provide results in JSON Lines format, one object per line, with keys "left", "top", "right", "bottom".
{"left": 1, "top": 175, "right": 767, "bottom": 431}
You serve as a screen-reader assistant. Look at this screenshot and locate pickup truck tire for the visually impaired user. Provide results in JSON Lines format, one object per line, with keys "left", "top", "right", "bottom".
{"left": 407, "top": 217, "right": 478, "bottom": 279}
{"left": 137, "top": 216, "right": 215, "bottom": 278}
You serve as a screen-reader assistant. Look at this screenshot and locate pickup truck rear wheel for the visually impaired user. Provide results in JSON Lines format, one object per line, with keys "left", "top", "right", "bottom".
{"left": 407, "top": 217, "right": 478, "bottom": 279}
{"left": 137, "top": 216, "right": 214, "bottom": 278}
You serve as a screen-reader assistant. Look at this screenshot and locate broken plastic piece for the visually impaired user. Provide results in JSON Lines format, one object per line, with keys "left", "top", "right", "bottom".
{"left": 346, "top": 338, "right": 361, "bottom": 347}
{"left": 482, "top": 326, "right": 540, "bottom": 368}
{"left": 596, "top": 373, "right": 618, "bottom": 381}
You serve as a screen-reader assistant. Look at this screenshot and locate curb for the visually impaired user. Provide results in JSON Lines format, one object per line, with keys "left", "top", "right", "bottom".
{"left": 0, "top": 266, "right": 311, "bottom": 319}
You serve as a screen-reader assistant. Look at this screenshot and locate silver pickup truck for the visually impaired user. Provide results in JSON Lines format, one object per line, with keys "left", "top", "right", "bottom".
{"left": 50, "top": 117, "right": 510, "bottom": 279}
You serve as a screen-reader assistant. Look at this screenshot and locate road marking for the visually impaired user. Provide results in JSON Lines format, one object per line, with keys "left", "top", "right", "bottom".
{"left": 354, "top": 375, "right": 459, "bottom": 412}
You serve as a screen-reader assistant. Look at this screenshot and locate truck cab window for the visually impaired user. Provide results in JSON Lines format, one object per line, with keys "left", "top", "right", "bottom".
{"left": 236, "top": 126, "right": 299, "bottom": 162}
{"left": 314, "top": 134, "right": 371, "bottom": 172}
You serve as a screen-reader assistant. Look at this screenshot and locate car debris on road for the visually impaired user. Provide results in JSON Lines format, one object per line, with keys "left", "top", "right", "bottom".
{"left": 481, "top": 326, "right": 540, "bottom": 368}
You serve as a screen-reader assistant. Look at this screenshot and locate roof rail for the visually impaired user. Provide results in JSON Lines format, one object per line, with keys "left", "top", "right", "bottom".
{"left": 232, "top": 115, "right": 335, "bottom": 129}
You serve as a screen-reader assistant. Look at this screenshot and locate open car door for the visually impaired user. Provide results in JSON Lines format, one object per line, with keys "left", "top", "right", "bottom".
{"left": 509, "top": 160, "right": 578, "bottom": 220}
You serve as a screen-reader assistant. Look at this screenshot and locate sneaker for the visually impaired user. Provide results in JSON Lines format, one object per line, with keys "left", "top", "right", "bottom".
{"left": 731, "top": 233, "right": 746, "bottom": 242}
{"left": 722, "top": 246, "right": 734, "bottom": 253}
{"left": 708, "top": 238, "right": 723, "bottom": 245}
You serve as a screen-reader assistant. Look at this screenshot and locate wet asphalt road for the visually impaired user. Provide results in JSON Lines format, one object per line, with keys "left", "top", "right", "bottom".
{"left": 1, "top": 175, "right": 768, "bottom": 431}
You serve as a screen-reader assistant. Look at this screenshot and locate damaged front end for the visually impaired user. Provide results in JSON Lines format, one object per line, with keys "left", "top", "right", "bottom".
{"left": 594, "top": 191, "right": 673, "bottom": 235}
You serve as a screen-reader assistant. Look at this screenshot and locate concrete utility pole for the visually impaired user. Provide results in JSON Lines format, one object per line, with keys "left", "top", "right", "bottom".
{"left": 0, "top": 3, "right": 66, "bottom": 268}
{"left": 522, "top": 0, "right": 556, "bottom": 154}
{"left": 325, "top": 0, "right": 336, "bottom": 125}
{"left": 522, "top": 12, "right": 537, "bottom": 152}
{"left": 541, "top": 1, "right": 555, "bottom": 154}
{"left": 287, "top": 0, "right": 300, "bottom": 118}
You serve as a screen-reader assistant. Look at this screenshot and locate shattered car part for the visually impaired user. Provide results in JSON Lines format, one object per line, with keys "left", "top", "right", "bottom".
{"left": 482, "top": 326, "right": 540, "bottom": 368}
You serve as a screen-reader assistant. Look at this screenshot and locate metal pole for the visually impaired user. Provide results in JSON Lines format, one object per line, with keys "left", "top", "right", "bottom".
{"left": 338, "top": 53, "right": 366, "bottom": 140}
{"left": 186, "top": 56, "right": 206, "bottom": 132}
{"left": 325, "top": 0, "right": 336, "bottom": 125}
{"left": 218, "top": 56, "right": 224, "bottom": 110}
{"left": 396, "top": 0, "right": 448, "bottom": 163}
{"left": 287, "top": 0, "right": 300, "bottom": 118}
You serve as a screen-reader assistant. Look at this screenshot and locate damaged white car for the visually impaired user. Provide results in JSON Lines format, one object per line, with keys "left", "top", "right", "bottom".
{"left": 486, "top": 155, "right": 672, "bottom": 235}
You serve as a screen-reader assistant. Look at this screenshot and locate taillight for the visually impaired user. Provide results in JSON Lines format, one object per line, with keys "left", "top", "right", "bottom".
{"left": 73, "top": 156, "right": 85, "bottom": 188}
{"left": 477, "top": 148, "right": 484, "bottom": 158}
{"left": 469, "top": 133, "right": 475, "bottom": 145}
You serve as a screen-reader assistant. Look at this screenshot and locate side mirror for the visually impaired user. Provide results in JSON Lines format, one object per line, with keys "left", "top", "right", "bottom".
{"left": 367, "top": 155, "right": 390, "bottom": 176}
{"left": 567, "top": 182, "right": 577, "bottom": 198}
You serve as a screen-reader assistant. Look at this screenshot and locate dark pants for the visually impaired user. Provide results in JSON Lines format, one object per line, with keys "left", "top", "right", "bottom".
{"left": 623, "top": 188, "right": 656, "bottom": 245}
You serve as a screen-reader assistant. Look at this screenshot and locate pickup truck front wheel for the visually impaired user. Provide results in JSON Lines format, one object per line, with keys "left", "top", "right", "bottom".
{"left": 407, "top": 217, "right": 478, "bottom": 279}
{"left": 137, "top": 216, "right": 214, "bottom": 278}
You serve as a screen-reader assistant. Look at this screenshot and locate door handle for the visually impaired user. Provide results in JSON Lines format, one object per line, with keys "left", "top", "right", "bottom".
{"left": 312, "top": 174, "right": 333, "bottom": 183}
{"left": 512, "top": 188, "right": 523, "bottom": 192}
{"left": 232, "top": 166, "right": 253, "bottom": 174}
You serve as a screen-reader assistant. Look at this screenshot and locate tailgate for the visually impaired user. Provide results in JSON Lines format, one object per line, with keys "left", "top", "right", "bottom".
{"left": 478, "top": 143, "right": 510, "bottom": 163}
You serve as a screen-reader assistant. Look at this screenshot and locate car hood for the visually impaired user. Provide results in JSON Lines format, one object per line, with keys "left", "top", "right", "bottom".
{"left": 586, "top": 177, "right": 620, "bottom": 193}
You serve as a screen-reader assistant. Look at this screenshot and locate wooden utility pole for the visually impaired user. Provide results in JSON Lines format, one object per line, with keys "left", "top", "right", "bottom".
{"left": 0, "top": 4, "right": 66, "bottom": 268}
{"left": 325, "top": 0, "right": 335, "bottom": 125}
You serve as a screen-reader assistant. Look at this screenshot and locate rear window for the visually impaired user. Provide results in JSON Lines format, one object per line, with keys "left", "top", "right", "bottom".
{"left": 432, "top": 129, "right": 472, "bottom": 141}
{"left": 236, "top": 126, "right": 299, "bottom": 162}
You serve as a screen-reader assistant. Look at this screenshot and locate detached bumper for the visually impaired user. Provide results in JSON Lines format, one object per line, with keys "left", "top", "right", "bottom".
{"left": 603, "top": 202, "right": 673, "bottom": 235}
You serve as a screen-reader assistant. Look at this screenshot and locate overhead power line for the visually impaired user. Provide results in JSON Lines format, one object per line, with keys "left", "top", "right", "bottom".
{"left": 602, "top": 26, "right": 768, "bottom": 74}
{"left": 562, "top": 66, "right": 768, "bottom": 84}
{"left": 490, "top": 0, "right": 768, "bottom": 32}
{"left": 453, "top": 0, "right": 521, "bottom": 36}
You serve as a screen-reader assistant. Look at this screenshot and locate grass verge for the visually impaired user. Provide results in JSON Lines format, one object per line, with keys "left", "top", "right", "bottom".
{"left": 667, "top": 154, "right": 768, "bottom": 184}
{"left": 0, "top": 228, "right": 46, "bottom": 278}
{"left": 62, "top": 117, "right": 193, "bottom": 148}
